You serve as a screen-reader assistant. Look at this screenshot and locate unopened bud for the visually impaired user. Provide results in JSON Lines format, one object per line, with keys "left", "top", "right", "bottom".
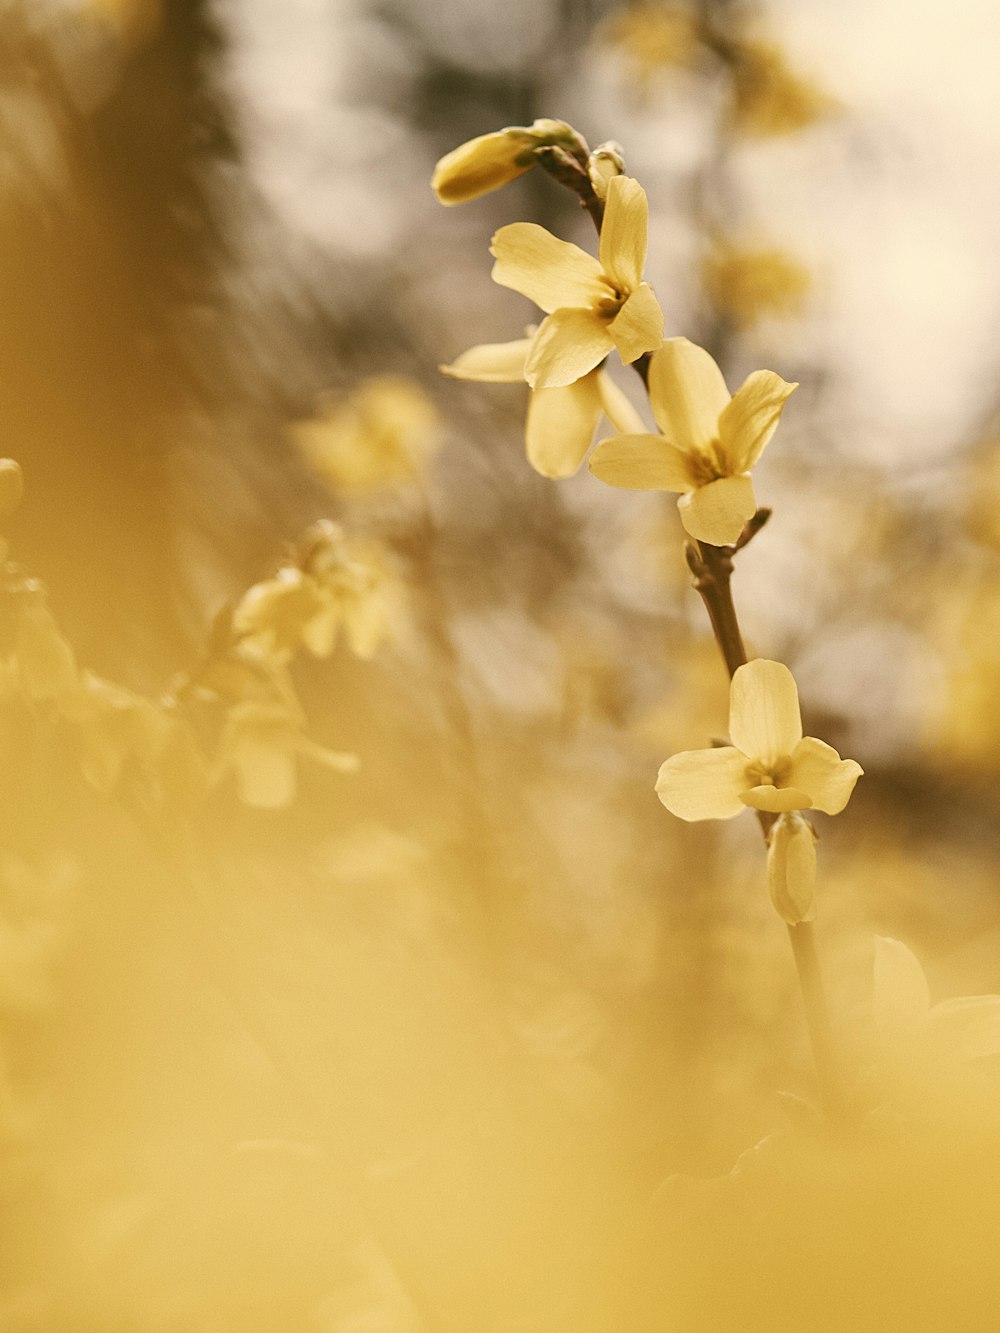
{"left": 767, "top": 811, "right": 817, "bottom": 924}
{"left": 587, "top": 142, "right": 625, "bottom": 201}
{"left": 432, "top": 119, "right": 586, "bottom": 206}
{"left": 0, "top": 460, "right": 24, "bottom": 518}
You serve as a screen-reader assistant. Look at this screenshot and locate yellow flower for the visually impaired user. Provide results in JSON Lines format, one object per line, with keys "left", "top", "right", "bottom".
{"left": 588, "top": 337, "right": 797, "bottom": 546}
{"left": 213, "top": 700, "right": 358, "bottom": 810}
{"left": 601, "top": 3, "right": 699, "bottom": 85}
{"left": 293, "top": 377, "right": 440, "bottom": 492}
{"left": 703, "top": 245, "right": 810, "bottom": 330}
{"left": 489, "top": 175, "right": 664, "bottom": 389}
{"left": 729, "top": 40, "right": 835, "bottom": 138}
{"left": 440, "top": 335, "right": 645, "bottom": 479}
{"left": 432, "top": 119, "right": 584, "bottom": 206}
{"left": 655, "top": 658, "right": 862, "bottom": 820}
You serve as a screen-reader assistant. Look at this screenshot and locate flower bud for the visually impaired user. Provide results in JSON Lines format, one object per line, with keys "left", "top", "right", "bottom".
{"left": 432, "top": 119, "right": 585, "bottom": 206}
{"left": 0, "top": 459, "right": 24, "bottom": 518}
{"left": 767, "top": 811, "right": 817, "bottom": 924}
{"left": 587, "top": 142, "right": 625, "bottom": 201}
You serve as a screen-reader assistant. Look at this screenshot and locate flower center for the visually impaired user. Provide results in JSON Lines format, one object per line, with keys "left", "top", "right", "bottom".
{"left": 688, "top": 438, "right": 728, "bottom": 485}
{"left": 595, "top": 278, "right": 626, "bottom": 319}
{"left": 746, "top": 755, "right": 793, "bottom": 788}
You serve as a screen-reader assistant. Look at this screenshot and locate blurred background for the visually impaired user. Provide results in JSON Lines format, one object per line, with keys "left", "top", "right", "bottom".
{"left": 3, "top": 0, "right": 1000, "bottom": 1328}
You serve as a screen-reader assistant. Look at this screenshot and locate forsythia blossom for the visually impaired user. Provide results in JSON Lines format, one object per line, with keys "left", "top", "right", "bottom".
{"left": 589, "top": 336, "right": 797, "bottom": 545}
{"left": 293, "top": 377, "right": 440, "bottom": 492}
{"left": 432, "top": 119, "right": 585, "bottom": 205}
{"left": 655, "top": 658, "right": 862, "bottom": 820}
{"left": 440, "top": 334, "right": 645, "bottom": 479}
{"left": 490, "top": 175, "right": 664, "bottom": 389}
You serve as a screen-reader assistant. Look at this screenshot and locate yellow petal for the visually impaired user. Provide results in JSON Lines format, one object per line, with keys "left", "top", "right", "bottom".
{"left": 524, "top": 309, "right": 614, "bottom": 389}
{"left": 718, "top": 369, "right": 798, "bottom": 472}
{"left": 609, "top": 283, "right": 665, "bottom": 363}
{"left": 432, "top": 129, "right": 534, "bottom": 205}
{"left": 677, "top": 474, "right": 757, "bottom": 544}
{"left": 767, "top": 812, "right": 817, "bottom": 924}
{"left": 928, "top": 996, "right": 1000, "bottom": 1063}
{"left": 598, "top": 175, "right": 648, "bottom": 291}
{"left": 526, "top": 376, "right": 603, "bottom": 478}
{"left": 490, "top": 223, "right": 607, "bottom": 314}
{"left": 647, "top": 337, "right": 730, "bottom": 451}
{"left": 873, "top": 936, "right": 930, "bottom": 1031}
{"left": 595, "top": 372, "right": 646, "bottom": 436}
{"left": 787, "top": 736, "right": 863, "bottom": 815}
{"left": 729, "top": 659, "right": 802, "bottom": 766}
{"left": 741, "top": 784, "right": 811, "bottom": 812}
{"left": 655, "top": 746, "right": 749, "bottom": 821}
{"left": 589, "top": 433, "right": 695, "bottom": 492}
{"left": 440, "top": 338, "right": 532, "bottom": 383}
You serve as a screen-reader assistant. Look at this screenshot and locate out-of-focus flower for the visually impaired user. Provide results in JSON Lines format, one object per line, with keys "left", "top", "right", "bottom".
{"left": 729, "top": 40, "right": 835, "bottom": 137}
{"left": 432, "top": 118, "right": 586, "bottom": 205}
{"left": 655, "top": 658, "right": 862, "bottom": 820}
{"left": 766, "top": 810, "right": 817, "bottom": 924}
{"left": 293, "top": 377, "right": 440, "bottom": 493}
{"left": 441, "top": 334, "right": 644, "bottom": 478}
{"left": 0, "top": 587, "right": 77, "bottom": 702}
{"left": 601, "top": 3, "right": 699, "bottom": 86}
{"left": 233, "top": 524, "right": 400, "bottom": 664}
{"left": 589, "top": 337, "right": 796, "bottom": 545}
{"left": 490, "top": 176, "right": 664, "bottom": 388}
{"left": 703, "top": 245, "right": 810, "bottom": 330}
{"left": 0, "top": 460, "right": 24, "bottom": 519}
{"left": 872, "top": 936, "right": 1000, "bottom": 1075}
{"left": 212, "top": 700, "right": 358, "bottom": 810}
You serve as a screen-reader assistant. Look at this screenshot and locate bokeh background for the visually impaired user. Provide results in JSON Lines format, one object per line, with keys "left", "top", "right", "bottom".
{"left": 3, "top": 0, "right": 1000, "bottom": 1328}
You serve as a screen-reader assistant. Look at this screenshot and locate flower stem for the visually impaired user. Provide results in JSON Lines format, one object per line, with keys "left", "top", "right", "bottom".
{"left": 687, "top": 532, "right": 848, "bottom": 1125}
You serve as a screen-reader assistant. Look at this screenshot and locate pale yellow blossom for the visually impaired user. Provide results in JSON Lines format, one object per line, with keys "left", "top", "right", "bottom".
{"left": 601, "top": 4, "right": 699, "bottom": 85}
{"left": 489, "top": 175, "right": 664, "bottom": 389}
{"left": 729, "top": 40, "right": 835, "bottom": 138}
{"left": 0, "top": 596, "right": 78, "bottom": 702}
{"left": 655, "top": 658, "right": 862, "bottom": 820}
{"left": 441, "top": 335, "right": 644, "bottom": 479}
{"left": 432, "top": 119, "right": 584, "bottom": 206}
{"left": 293, "top": 377, "right": 440, "bottom": 492}
{"left": 213, "top": 700, "right": 358, "bottom": 810}
{"left": 589, "top": 337, "right": 797, "bottom": 546}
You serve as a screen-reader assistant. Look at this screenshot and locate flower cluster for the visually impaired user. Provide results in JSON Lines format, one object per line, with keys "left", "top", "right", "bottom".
{"left": 0, "top": 464, "right": 390, "bottom": 812}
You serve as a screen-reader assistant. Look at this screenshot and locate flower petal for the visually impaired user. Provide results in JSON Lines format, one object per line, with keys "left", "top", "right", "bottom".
{"left": 490, "top": 223, "right": 607, "bottom": 314}
{"left": 589, "top": 433, "right": 695, "bottom": 492}
{"left": 598, "top": 175, "right": 648, "bottom": 291}
{"left": 740, "top": 784, "right": 812, "bottom": 812}
{"left": 609, "top": 283, "right": 665, "bottom": 363}
{"left": 440, "top": 338, "right": 532, "bottom": 383}
{"left": 596, "top": 372, "right": 646, "bottom": 435}
{"left": 767, "top": 812, "right": 817, "bottom": 924}
{"left": 718, "top": 370, "right": 798, "bottom": 472}
{"left": 787, "top": 736, "right": 863, "bottom": 815}
{"left": 655, "top": 746, "right": 749, "bottom": 821}
{"left": 873, "top": 936, "right": 930, "bottom": 1031}
{"left": 526, "top": 376, "right": 603, "bottom": 478}
{"left": 232, "top": 741, "right": 297, "bottom": 810}
{"left": 647, "top": 337, "right": 730, "bottom": 451}
{"left": 524, "top": 309, "right": 614, "bottom": 389}
{"left": 677, "top": 475, "right": 757, "bottom": 545}
{"left": 729, "top": 659, "right": 803, "bottom": 766}
{"left": 928, "top": 996, "right": 1000, "bottom": 1063}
